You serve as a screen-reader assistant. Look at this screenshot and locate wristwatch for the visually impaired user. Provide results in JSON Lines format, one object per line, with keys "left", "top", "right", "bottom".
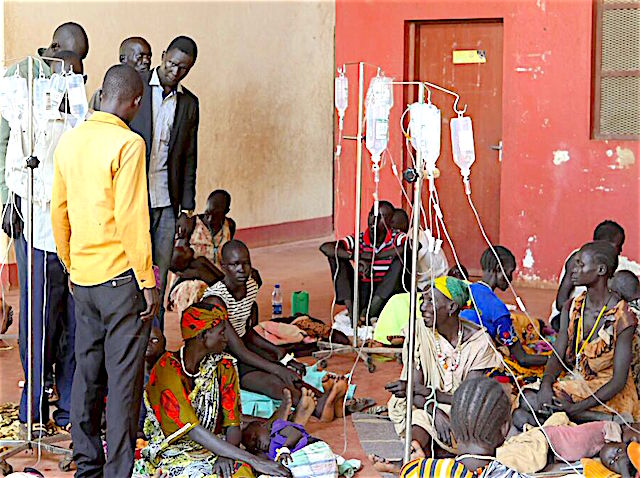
{"left": 181, "top": 209, "right": 195, "bottom": 218}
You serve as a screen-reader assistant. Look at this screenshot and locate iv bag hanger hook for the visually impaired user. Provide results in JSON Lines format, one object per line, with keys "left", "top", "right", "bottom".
{"left": 422, "top": 81, "right": 467, "bottom": 116}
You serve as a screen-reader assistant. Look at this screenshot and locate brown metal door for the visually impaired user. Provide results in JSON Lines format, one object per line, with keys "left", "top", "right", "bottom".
{"left": 406, "top": 20, "right": 504, "bottom": 276}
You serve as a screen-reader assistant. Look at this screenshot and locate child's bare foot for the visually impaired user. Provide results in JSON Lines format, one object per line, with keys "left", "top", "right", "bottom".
{"left": 369, "top": 454, "right": 401, "bottom": 474}
{"left": 410, "top": 440, "right": 426, "bottom": 460}
{"left": 322, "top": 374, "right": 335, "bottom": 392}
{"left": 332, "top": 378, "right": 349, "bottom": 418}
{"left": 274, "top": 388, "right": 293, "bottom": 421}
{"left": 320, "top": 379, "right": 347, "bottom": 423}
{"left": 334, "top": 379, "right": 349, "bottom": 418}
{"left": 293, "top": 388, "right": 317, "bottom": 426}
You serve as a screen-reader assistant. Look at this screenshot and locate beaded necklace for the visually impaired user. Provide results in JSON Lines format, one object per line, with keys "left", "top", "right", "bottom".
{"left": 434, "top": 322, "right": 464, "bottom": 371}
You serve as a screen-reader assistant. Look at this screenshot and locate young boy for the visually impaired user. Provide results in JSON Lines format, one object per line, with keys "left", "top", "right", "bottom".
{"left": 242, "top": 387, "right": 340, "bottom": 477}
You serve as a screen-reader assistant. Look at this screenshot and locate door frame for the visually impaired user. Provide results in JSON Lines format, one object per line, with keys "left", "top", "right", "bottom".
{"left": 403, "top": 18, "right": 504, "bottom": 275}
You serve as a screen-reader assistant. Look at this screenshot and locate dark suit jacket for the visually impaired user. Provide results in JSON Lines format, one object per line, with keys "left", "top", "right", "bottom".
{"left": 130, "top": 69, "right": 199, "bottom": 214}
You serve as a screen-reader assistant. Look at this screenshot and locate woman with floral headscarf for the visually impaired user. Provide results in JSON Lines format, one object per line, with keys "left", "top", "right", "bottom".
{"left": 374, "top": 277, "right": 500, "bottom": 471}
{"left": 133, "top": 302, "right": 291, "bottom": 478}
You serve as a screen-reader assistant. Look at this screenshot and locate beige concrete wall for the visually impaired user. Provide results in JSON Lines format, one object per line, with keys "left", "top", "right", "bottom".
{"left": 4, "top": 0, "right": 335, "bottom": 229}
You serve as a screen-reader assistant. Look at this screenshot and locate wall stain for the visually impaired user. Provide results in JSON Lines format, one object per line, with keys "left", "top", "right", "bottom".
{"left": 615, "top": 146, "right": 635, "bottom": 169}
{"left": 552, "top": 150, "right": 570, "bottom": 165}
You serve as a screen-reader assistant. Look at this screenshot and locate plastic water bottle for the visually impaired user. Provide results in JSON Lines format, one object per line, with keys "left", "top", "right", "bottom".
{"left": 272, "top": 284, "right": 283, "bottom": 319}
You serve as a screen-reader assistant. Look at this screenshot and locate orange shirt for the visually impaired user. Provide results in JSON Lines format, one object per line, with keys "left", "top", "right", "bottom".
{"left": 51, "top": 111, "right": 155, "bottom": 289}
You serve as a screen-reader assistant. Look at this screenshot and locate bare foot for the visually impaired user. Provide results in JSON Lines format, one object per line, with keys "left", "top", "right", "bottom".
{"left": 334, "top": 379, "right": 349, "bottom": 418}
{"left": 322, "top": 374, "right": 335, "bottom": 392}
{"left": 293, "top": 388, "right": 317, "bottom": 426}
{"left": 320, "top": 379, "right": 347, "bottom": 423}
{"left": 274, "top": 388, "right": 293, "bottom": 421}
{"left": 368, "top": 454, "right": 401, "bottom": 474}
{"left": 410, "top": 440, "right": 426, "bottom": 460}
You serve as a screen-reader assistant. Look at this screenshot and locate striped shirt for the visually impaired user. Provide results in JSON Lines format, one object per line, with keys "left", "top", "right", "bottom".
{"left": 400, "top": 458, "right": 525, "bottom": 478}
{"left": 340, "top": 228, "right": 407, "bottom": 283}
{"left": 202, "top": 278, "right": 260, "bottom": 338}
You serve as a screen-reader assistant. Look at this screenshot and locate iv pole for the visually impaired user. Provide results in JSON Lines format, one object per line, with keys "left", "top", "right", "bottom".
{"left": 318, "top": 64, "right": 468, "bottom": 464}
{"left": 0, "top": 55, "right": 72, "bottom": 475}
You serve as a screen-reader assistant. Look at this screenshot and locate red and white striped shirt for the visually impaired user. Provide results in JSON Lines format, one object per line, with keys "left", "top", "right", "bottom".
{"left": 341, "top": 228, "right": 407, "bottom": 283}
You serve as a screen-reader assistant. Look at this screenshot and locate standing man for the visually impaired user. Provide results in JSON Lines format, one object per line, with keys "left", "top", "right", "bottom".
{"left": 89, "top": 36, "right": 152, "bottom": 110}
{"left": 130, "top": 35, "right": 199, "bottom": 329}
{"left": 51, "top": 65, "right": 160, "bottom": 477}
{"left": 0, "top": 22, "right": 89, "bottom": 437}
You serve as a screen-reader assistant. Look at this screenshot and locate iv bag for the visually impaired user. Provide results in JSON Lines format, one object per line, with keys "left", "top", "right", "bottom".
{"left": 66, "top": 74, "right": 88, "bottom": 124}
{"left": 365, "top": 75, "right": 393, "bottom": 110}
{"left": 0, "top": 74, "right": 28, "bottom": 126}
{"left": 335, "top": 74, "right": 348, "bottom": 118}
{"left": 33, "top": 76, "right": 52, "bottom": 125}
{"left": 48, "top": 73, "right": 67, "bottom": 113}
{"left": 450, "top": 116, "right": 476, "bottom": 178}
{"left": 365, "top": 75, "right": 393, "bottom": 161}
{"left": 408, "top": 102, "right": 441, "bottom": 172}
{"left": 366, "top": 103, "right": 390, "bottom": 160}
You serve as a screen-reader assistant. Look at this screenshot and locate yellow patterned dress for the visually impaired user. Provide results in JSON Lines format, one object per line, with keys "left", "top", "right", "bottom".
{"left": 132, "top": 352, "right": 254, "bottom": 478}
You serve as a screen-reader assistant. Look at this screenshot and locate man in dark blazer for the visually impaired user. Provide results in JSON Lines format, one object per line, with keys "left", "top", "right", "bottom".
{"left": 130, "top": 36, "right": 199, "bottom": 328}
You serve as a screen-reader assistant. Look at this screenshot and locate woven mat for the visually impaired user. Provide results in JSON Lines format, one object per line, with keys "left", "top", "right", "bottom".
{"left": 351, "top": 412, "right": 403, "bottom": 478}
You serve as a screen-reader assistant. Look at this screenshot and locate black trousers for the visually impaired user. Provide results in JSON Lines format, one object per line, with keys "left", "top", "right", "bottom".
{"left": 327, "top": 256, "right": 406, "bottom": 317}
{"left": 71, "top": 271, "right": 150, "bottom": 478}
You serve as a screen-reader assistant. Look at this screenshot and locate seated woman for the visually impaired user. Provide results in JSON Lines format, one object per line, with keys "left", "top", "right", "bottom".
{"left": 202, "top": 241, "right": 346, "bottom": 422}
{"left": 133, "top": 302, "right": 290, "bottom": 478}
{"left": 168, "top": 190, "right": 237, "bottom": 315}
{"left": 370, "top": 267, "right": 466, "bottom": 347}
{"left": 460, "top": 246, "right": 548, "bottom": 369}
{"left": 513, "top": 241, "right": 639, "bottom": 430}
{"left": 384, "top": 276, "right": 500, "bottom": 458}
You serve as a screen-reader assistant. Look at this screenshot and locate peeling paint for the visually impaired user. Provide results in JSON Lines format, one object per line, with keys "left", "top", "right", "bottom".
{"left": 523, "top": 249, "right": 535, "bottom": 269}
{"left": 520, "top": 272, "right": 542, "bottom": 283}
{"left": 615, "top": 146, "right": 635, "bottom": 168}
{"left": 536, "top": 0, "right": 546, "bottom": 12}
{"left": 606, "top": 149, "right": 614, "bottom": 158}
{"left": 528, "top": 235, "right": 537, "bottom": 243}
{"left": 552, "top": 150, "right": 570, "bottom": 165}
{"left": 620, "top": 256, "right": 640, "bottom": 271}
{"left": 594, "top": 185, "right": 613, "bottom": 192}
{"left": 542, "top": 118, "right": 550, "bottom": 128}
{"left": 515, "top": 65, "right": 544, "bottom": 79}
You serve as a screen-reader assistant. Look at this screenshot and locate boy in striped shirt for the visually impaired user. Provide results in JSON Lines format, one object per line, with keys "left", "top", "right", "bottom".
{"left": 320, "top": 201, "right": 407, "bottom": 319}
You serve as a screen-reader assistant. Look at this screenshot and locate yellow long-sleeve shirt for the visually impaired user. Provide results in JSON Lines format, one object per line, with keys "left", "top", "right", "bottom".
{"left": 51, "top": 111, "right": 155, "bottom": 289}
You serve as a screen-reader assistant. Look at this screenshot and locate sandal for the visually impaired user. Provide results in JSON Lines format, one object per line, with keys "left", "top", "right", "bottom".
{"left": 364, "top": 405, "right": 388, "bottom": 416}
{"left": 345, "top": 397, "right": 376, "bottom": 414}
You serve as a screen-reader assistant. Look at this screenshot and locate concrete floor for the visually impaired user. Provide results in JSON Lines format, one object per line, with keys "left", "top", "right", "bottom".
{"left": 0, "top": 237, "right": 555, "bottom": 477}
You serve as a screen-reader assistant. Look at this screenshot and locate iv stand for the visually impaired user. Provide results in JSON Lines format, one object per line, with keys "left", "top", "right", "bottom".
{"left": 317, "top": 63, "right": 468, "bottom": 465}
{"left": 0, "top": 55, "right": 72, "bottom": 476}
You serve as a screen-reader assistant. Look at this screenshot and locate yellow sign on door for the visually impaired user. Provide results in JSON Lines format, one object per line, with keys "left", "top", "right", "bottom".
{"left": 453, "top": 50, "right": 487, "bottom": 64}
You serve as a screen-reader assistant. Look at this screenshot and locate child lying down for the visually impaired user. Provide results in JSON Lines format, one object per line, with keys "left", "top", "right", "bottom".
{"left": 242, "top": 387, "right": 341, "bottom": 478}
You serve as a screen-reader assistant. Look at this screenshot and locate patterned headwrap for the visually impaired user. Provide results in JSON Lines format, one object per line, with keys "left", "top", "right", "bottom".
{"left": 433, "top": 276, "right": 470, "bottom": 307}
{"left": 181, "top": 302, "right": 228, "bottom": 341}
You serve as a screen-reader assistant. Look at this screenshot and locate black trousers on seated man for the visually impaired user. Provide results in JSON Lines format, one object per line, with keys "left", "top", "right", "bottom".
{"left": 71, "top": 271, "right": 150, "bottom": 478}
{"left": 327, "top": 256, "right": 406, "bottom": 318}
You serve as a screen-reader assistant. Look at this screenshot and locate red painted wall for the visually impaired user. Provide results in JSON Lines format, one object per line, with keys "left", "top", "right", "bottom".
{"left": 334, "top": 0, "right": 639, "bottom": 283}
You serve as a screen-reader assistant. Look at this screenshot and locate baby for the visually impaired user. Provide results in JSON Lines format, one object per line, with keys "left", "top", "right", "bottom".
{"left": 610, "top": 270, "right": 640, "bottom": 315}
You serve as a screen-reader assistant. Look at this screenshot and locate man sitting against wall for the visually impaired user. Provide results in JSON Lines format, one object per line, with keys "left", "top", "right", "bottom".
{"left": 319, "top": 200, "right": 408, "bottom": 320}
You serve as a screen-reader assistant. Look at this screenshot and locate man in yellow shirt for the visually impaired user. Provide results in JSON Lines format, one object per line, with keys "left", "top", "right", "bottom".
{"left": 51, "top": 64, "right": 160, "bottom": 478}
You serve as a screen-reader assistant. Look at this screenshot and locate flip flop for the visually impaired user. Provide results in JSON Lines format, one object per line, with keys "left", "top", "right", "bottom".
{"left": 346, "top": 397, "right": 376, "bottom": 414}
{"left": 364, "top": 405, "right": 388, "bottom": 416}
